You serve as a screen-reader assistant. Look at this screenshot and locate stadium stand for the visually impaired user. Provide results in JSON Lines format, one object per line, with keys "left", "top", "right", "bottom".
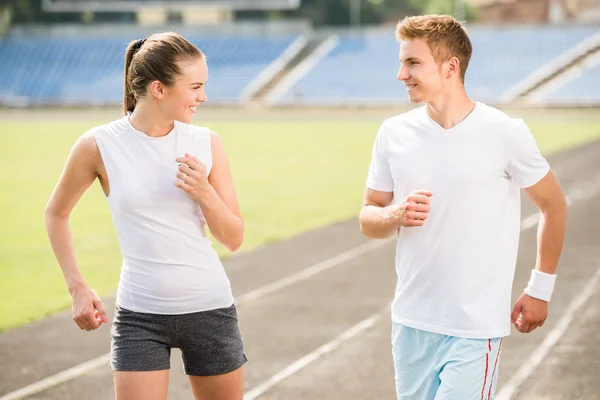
{"left": 274, "top": 25, "right": 600, "bottom": 105}
{"left": 0, "top": 25, "right": 598, "bottom": 107}
{"left": 539, "top": 59, "right": 600, "bottom": 104}
{"left": 0, "top": 34, "right": 299, "bottom": 106}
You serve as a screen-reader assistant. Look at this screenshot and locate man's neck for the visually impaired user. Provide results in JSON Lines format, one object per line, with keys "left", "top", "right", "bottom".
{"left": 426, "top": 89, "right": 476, "bottom": 130}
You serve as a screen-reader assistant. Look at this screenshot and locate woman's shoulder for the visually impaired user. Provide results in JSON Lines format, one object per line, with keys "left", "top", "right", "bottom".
{"left": 90, "top": 116, "right": 130, "bottom": 139}
{"left": 72, "top": 116, "right": 129, "bottom": 161}
{"left": 175, "top": 121, "right": 212, "bottom": 139}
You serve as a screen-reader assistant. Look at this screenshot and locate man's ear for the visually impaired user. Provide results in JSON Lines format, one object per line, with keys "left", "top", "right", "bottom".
{"left": 446, "top": 57, "right": 460, "bottom": 79}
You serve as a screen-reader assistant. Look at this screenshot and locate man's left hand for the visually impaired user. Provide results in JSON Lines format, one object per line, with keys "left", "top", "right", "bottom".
{"left": 511, "top": 293, "right": 548, "bottom": 333}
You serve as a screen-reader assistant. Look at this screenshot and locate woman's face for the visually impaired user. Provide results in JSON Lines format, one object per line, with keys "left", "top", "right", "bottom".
{"left": 161, "top": 57, "right": 208, "bottom": 124}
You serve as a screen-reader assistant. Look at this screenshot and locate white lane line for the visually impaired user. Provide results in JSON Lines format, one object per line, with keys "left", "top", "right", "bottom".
{"left": 239, "top": 205, "right": 552, "bottom": 400}
{"left": 4, "top": 174, "right": 600, "bottom": 400}
{"left": 243, "top": 306, "right": 389, "bottom": 400}
{"left": 520, "top": 213, "right": 540, "bottom": 230}
{"left": 242, "top": 174, "right": 600, "bottom": 400}
{"left": 0, "top": 354, "right": 111, "bottom": 400}
{"left": 239, "top": 204, "right": 550, "bottom": 400}
{"left": 495, "top": 174, "right": 600, "bottom": 400}
{"left": 235, "top": 238, "right": 393, "bottom": 306}
{"left": 0, "top": 240, "right": 393, "bottom": 400}
{"left": 496, "top": 265, "right": 600, "bottom": 400}
{"left": 520, "top": 172, "right": 600, "bottom": 231}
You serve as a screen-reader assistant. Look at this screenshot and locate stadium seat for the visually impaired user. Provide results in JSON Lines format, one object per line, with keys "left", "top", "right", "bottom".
{"left": 0, "top": 34, "right": 298, "bottom": 105}
{"left": 538, "top": 61, "right": 600, "bottom": 104}
{"left": 275, "top": 25, "right": 600, "bottom": 105}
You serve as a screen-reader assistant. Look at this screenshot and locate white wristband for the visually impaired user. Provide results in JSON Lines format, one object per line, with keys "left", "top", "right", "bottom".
{"left": 524, "top": 269, "right": 557, "bottom": 302}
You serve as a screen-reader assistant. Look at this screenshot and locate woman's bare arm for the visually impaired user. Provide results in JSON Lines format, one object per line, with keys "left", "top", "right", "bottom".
{"left": 44, "top": 131, "right": 108, "bottom": 330}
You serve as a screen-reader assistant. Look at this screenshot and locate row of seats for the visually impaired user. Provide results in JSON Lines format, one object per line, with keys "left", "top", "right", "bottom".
{"left": 277, "top": 25, "right": 600, "bottom": 105}
{"left": 0, "top": 26, "right": 598, "bottom": 106}
{"left": 0, "top": 35, "right": 298, "bottom": 105}
{"left": 539, "top": 61, "right": 600, "bottom": 104}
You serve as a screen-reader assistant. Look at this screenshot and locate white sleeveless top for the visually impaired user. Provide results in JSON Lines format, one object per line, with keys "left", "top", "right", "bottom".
{"left": 92, "top": 116, "right": 234, "bottom": 314}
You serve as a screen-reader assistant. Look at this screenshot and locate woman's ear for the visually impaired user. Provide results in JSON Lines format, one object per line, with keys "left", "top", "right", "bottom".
{"left": 149, "top": 80, "right": 165, "bottom": 99}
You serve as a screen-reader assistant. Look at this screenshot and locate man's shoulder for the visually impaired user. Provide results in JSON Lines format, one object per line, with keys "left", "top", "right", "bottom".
{"left": 380, "top": 106, "right": 426, "bottom": 132}
{"left": 474, "top": 102, "right": 525, "bottom": 129}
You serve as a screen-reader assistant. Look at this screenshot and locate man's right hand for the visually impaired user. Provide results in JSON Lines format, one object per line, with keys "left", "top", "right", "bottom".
{"left": 71, "top": 285, "right": 108, "bottom": 331}
{"left": 387, "top": 190, "right": 433, "bottom": 227}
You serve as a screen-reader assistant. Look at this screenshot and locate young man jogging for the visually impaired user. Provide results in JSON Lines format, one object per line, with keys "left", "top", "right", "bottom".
{"left": 359, "top": 15, "right": 567, "bottom": 400}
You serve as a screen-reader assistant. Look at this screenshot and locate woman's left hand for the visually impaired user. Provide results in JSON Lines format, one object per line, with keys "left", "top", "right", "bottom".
{"left": 174, "top": 153, "right": 210, "bottom": 200}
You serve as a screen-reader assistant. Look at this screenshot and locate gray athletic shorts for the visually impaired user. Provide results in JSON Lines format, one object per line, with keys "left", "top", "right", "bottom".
{"left": 110, "top": 303, "right": 247, "bottom": 376}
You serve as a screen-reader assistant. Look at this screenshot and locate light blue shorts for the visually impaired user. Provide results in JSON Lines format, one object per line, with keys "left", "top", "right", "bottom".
{"left": 392, "top": 322, "right": 503, "bottom": 400}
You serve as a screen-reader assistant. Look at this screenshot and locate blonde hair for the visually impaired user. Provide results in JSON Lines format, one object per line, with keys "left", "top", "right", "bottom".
{"left": 396, "top": 15, "right": 472, "bottom": 82}
{"left": 123, "top": 32, "right": 205, "bottom": 115}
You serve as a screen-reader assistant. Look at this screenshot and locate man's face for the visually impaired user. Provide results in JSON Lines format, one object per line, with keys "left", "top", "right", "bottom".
{"left": 397, "top": 38, "right": 448, "bottom": 104}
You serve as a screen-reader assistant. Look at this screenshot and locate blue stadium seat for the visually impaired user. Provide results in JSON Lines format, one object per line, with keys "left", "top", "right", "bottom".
{"left": 0, "top": 34, "right": 297, "bottom": 105}
{"left": 539, "top": 61, "right": 600, "bottom": 104}
{"left": 465, "top": 25, "right": 599, "bottom": 102}
{"left": 276, "top": 25, "right": 600, "bottom": 105}
{"left": 277, "top": 33, "right": 404, "bottom": 105}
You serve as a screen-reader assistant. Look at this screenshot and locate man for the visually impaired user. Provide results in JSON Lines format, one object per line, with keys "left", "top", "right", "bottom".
{"left": 359, "top": 15, "right": 567, "bottom": 400}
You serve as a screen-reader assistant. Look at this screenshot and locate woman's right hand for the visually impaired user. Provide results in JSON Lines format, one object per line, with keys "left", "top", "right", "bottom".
{"left": 71, "top": 286, "right": 108, "bottom": 331}
{"left": 44, "top": 131, "right": 108, "bottom": 332}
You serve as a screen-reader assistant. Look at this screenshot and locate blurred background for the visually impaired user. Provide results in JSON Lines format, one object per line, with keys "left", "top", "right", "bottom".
{"left": 1, "top": 1, "right": 600, "bottom": 399}
{"left": 1, "top": 0, "right": 599, "bottom": 107}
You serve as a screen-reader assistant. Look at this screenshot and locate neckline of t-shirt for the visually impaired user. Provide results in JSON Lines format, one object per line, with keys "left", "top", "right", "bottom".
{"left": 124, "top": 112, "right": 177, "bottom": 141}
{"left": 422, "top": 101, "right": 481, "bottom": 134}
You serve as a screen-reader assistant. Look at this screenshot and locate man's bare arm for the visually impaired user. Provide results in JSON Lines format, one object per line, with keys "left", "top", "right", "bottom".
{"left": 359, "top": 188, "right": 433, "bottom": 239}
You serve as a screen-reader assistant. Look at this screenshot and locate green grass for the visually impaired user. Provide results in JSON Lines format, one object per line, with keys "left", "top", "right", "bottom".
{"left": 1, "top": 118, "right": 599, "bottom": 331}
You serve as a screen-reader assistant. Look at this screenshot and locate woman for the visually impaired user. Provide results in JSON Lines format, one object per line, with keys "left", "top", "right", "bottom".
{"left": 44, "top": 32, "right": 246, "bottom": 400}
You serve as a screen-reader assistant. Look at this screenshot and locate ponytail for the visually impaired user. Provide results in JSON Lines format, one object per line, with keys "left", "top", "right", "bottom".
{"left": 123, "top": 39, "right": 146, "bottom": 115}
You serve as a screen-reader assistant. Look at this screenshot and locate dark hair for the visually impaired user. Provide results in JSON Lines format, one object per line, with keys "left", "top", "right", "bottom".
{"left": 396, "top": 15, "right": 472, "bottom": 82}
{"left": 123, "top": 32, "right": 205, "bottom": 115}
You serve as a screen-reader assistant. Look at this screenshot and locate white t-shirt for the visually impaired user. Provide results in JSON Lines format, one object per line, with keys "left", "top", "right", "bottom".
{"left": 366, "top": 102, "right": 549, "bottom": 338}
{"left": 93, "top": 116, "right": 234, "bottom": 315}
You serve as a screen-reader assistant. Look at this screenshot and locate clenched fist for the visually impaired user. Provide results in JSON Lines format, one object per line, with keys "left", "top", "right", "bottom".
{"left": 71, "top": 286, "right": 108, "bottom": 331}
{"left": 387, "top": 190, "right": 433, "bottom": 227}
{"left": 174, "top": 153, "right": 210, "bottom": 201}
{"left": 511, "top": 293, "right": 548, "bottom": 333}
